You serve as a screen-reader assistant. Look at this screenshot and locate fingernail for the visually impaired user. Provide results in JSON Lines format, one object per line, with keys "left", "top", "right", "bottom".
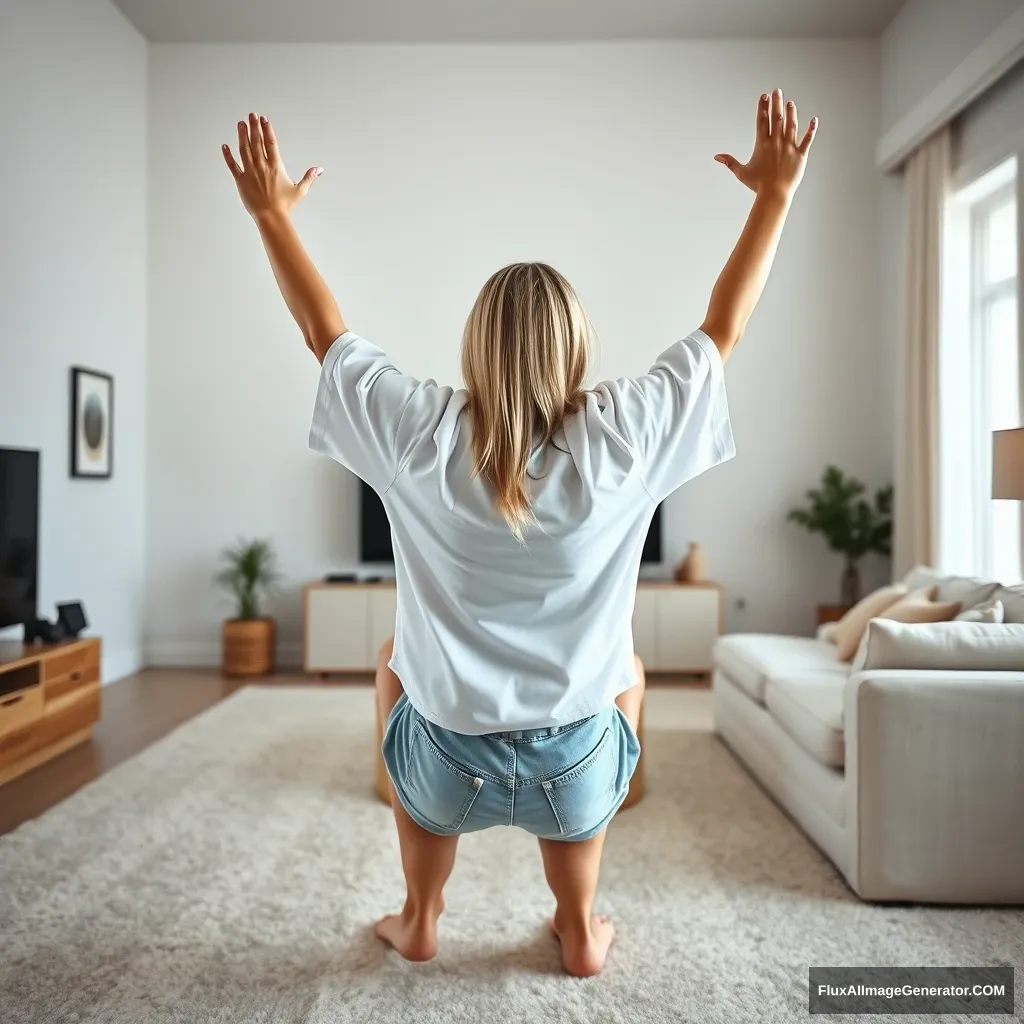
{"left": 761, "top": 93, "right": 768, "bottom": 100}
{"left": 261, "top": 116, "right": 268, "bottom": 124}
{"left": 315, "top": 167, "right": 323, "bottom": 176}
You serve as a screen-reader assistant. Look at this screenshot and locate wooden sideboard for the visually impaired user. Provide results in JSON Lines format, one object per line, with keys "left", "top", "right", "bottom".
{"left": 0, "top": 638, "right": 101, "bottom": 787}
{"left": 304, "top": 579, "right": 722, "bottom": 680}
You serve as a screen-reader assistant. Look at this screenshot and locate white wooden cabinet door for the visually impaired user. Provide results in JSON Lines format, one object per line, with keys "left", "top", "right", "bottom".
{"left": 654, "top": 587, "right": 719, "bottom": 671}
{"left": 631, "top": 588, "right": 659, "bottom": 669}
{"left": 368, "top": 586, "right": 398, "bottom": 660}
{"left": 304, "top": 587, "right": 369, "bottom": 670}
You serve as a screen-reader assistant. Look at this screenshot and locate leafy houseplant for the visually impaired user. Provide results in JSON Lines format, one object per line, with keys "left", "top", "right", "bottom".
{"left": 215, "top": 538, "right": 280, "bottom": 677}
{"left": 787, "top": 466, "right": 893, "bottom": 607}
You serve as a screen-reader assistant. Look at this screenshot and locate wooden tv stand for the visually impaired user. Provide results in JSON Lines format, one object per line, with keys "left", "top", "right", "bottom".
{"left": 0, "top": 637, "right": 101, "bottom": 787}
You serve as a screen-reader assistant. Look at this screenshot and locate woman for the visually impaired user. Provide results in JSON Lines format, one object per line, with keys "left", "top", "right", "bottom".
{"left": 223, "top": 89, "right": 816, "bottom": 977}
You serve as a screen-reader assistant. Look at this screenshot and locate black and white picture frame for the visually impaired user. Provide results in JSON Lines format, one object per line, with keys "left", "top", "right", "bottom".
{"left": 70, "top": 367, "right": 114, "bottom": 479}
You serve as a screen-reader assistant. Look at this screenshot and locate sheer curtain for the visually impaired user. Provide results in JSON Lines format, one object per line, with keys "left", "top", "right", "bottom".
{"left": 894, "top": 128, "right": 951, "bottom": 576}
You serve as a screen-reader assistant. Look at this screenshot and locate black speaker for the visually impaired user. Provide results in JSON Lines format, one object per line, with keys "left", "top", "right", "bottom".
{"left": 56, "top": 601, "right": 88, "bottom": 638}
{"left": 25, "top": 617, "right": 65, "bottom": 643}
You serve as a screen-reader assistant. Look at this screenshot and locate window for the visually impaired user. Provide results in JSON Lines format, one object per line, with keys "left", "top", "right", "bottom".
{"left": 971, "top": 186, "right": 1020, "bottom": 582}
{"left": 942, "top": 159, "right": 1021, "bottom": 583}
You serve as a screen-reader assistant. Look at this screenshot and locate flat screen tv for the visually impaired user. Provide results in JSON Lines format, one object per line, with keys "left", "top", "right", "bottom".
{"left": 0, "top": 448, "right": 40, "bottom": 629}
{"left": 359, "top": 480, "right": 662, "bottom": 564}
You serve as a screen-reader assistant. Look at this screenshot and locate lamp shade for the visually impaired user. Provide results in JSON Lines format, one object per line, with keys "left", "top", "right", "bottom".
{"left": 992, "top": 427, "right": 1024, "bottom": 499}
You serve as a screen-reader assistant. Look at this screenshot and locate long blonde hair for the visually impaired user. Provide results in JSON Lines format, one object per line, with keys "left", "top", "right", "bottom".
{"left": 461, "top": 263, "right": 591, "bottom": 540}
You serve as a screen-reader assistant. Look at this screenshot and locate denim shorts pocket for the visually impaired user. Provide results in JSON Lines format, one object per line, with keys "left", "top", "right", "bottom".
{"left": 404, "top": 723, "right": 484, "bottom": 833}
{"left": 540, "top": 727, "right": 616, "bottom": 837}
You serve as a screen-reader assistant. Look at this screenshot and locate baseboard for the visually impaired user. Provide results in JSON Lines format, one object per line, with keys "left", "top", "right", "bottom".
{"left": 144, "top": 637, "right": 303, "bottom": 669}
{"left": 102, "top": 646, "right": 144, "bottom": 685}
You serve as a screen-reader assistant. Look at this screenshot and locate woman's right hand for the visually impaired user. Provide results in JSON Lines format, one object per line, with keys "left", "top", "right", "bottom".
{"left": 714, "top": 89, "right": 817, "bottom": 199}
{"left": 222, "top": 113, "right": 322, "bottom": 220}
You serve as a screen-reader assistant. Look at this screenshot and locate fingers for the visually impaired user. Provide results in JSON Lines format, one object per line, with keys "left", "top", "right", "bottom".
{"left": 237, "top": 119, "right": 253, "bottom": 170}
{"left": 770, "top": 88, "right": 784, "bottom": 137}
{"left": 296, "top": 166, "right": 324, "bottom": 197}
{"left": 221, "top": 144, "right": 242, "bottom": 178}
{"left": 260, "top": 115, "right": 280, "bottom": 165}
{"left": 248, "top": 112, "right": 266, "bottom": 165}
{"left": 756, "top": 93, "right": 770, "bottom": 139}
{"left": 798, "top": 116, "right": 819, "bottom": 155}
{"left": 786, "top": 100, "right": 798, "bottom": 144}
{"left": 714, "top": 153, "right": 740, "bottom": 176}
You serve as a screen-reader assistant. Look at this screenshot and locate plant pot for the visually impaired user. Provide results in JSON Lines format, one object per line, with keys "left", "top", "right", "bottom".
{"left": 839, "top": 561, "right": 862, "bottom": 608}
{"left": 222, "top": 617, "right": 276, "bottom": 677}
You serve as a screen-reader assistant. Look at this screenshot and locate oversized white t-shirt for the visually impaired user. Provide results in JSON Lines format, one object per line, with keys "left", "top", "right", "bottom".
{"left": 309, "top": 329, "right": 734, "bottom": 735}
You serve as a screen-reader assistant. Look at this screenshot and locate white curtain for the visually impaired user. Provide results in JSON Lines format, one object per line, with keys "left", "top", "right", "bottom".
{"left": 894, "top": 128, "right": 951, "bottom": 576}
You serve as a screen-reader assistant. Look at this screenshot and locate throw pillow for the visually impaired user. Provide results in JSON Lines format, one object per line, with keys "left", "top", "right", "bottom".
{"left": 878, "top": 586, "right": 961, "bottom": 625}
{"left": 832, "top": 583, "right": 910, "bottom": 661}
{"left": 901, "top": 566, "right": 1000, "bottom": 611}
{"left": 994, "top": 584, "right": 1024, "bottom": 624}
{"left": 851, "top": 619, "right": 1024, "bottom": 672}
{"left": 955, "top": 600, "right": 1004, "bottom": 624}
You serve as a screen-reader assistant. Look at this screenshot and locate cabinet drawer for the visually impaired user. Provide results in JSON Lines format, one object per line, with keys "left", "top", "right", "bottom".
{"left": 304, "top": 588, "right": 371, "bottom": 670}
{"left": 0, "top": 690, "right": 99, "bottom": 774}
{"left": 44, "top": 644, "right": 100, "bottom": 697}
{"left": 0, "top": 685, "right": 44, "bottom": 740}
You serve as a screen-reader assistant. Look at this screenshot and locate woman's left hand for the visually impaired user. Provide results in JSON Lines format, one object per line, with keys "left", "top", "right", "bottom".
{"left": 222, "top": 113, "right": 322, "bottom": 219}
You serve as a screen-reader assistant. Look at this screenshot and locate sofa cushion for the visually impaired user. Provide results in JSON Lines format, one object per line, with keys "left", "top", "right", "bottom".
{"left": 901, "top": 566, "right": 1000, "bottom": 611}
{"left": 994, "top": 584, "right": 1024, "bottom": 623}
{"left": 851, "top": 619, "right": 1024, "bottom": 672}
{"left": 764, "top": 674, "right": 846, "bottom": 768}
{"left": 713, "top": 635, "right": 846, "bottom": 704}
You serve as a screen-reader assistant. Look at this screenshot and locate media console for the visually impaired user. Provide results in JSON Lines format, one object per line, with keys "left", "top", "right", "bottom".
{"left": 0, "top": 637, "right": 101, "bottom": 786}
{"left": 303, "top": 580, "right": 721, "bottom": 679}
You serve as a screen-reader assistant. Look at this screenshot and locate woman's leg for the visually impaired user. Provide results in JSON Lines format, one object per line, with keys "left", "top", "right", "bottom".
{"left": 538, "top": 833, "right": 616, "bottom": 977}
{"left": 374, "top": 637, "right": 460, "bottom": 962}
{"left": 537, "top": 653, "right": 646, "bottom": 977}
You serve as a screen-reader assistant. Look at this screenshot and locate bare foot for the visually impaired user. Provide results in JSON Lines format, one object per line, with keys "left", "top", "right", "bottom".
{"left": 549, "top": 914, "right": 616, "bottom": 977}
{"left": 375, "top": 906, "right": 441, "bottom": 962}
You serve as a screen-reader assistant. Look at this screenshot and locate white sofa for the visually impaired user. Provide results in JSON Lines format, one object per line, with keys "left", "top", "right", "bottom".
{"left": 712, "top": 568, "right": 1024, "bottom": 904}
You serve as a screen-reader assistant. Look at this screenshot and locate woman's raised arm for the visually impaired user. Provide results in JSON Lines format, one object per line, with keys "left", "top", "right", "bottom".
{"left": 222, "top": 113, "right": 345, "bottom": 363}
{"left": 700, "top": 89, "right": 817, "bottom": 362}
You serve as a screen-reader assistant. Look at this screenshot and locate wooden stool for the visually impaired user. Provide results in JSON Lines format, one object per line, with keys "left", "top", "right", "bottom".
{"left": 620, "top": 698, "right": 645, "bottom": 810}
{"left": 375, "top": 697, "right": 645, "bottom": 810}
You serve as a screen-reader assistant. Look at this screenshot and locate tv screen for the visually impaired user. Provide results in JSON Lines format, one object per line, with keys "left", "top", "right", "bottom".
{"left": 358, "top": 480, "right": 662, "bottom": 565}
{"left": 0, "top": 448, "right": 40, "bottom": 629}
{"left": 360, "top": 481, "right": 394, "bottom": 563}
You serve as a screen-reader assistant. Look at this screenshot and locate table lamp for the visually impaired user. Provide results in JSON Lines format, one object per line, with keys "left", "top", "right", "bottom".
{"left": 992, "top": 428, "right": 1024, "bottom": 500}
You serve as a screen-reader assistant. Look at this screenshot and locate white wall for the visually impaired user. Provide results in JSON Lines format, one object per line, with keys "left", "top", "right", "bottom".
{"left": 880, "top": 0, "right": 1023, "bottom": 140}
{"left": 146, "top": 40, "right": 885, "bottom": 662}
{"left": 0, "top": 0, "right": 147, "bottom": 681}
{"left": 954, "top": 59, "right": 1024, "bottom": 178}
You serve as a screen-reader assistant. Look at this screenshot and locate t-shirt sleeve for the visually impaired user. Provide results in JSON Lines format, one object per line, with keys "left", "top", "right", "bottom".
{"left": 598, "top": 329, "right": 735, "bottom": 502}
{"left": 308, "top": 332, "right": 448, "bottom": 493}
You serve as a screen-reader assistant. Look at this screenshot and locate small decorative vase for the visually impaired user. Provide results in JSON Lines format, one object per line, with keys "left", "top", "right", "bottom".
{"left": 675, "top": 542, "right": 707, "bottom": 583}
{"left": 839, "top": 561, "right": 862, "bottom": 607}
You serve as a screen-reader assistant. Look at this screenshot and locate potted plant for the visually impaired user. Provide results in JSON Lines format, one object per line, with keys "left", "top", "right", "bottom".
{"left": 215, "top": 537, "right": 280, "bottom": 677}
{"left": 787, "top": 466, "right": 893, "bottom": 607}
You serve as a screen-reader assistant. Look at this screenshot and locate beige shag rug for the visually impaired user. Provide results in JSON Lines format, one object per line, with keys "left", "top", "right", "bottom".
{"left": 0, "top": 686, "right": 1020, "bottom": 1023}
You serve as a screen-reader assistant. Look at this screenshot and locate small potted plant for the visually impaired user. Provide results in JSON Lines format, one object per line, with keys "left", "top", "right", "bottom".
{"left": 215, "top": 537, "right": 280, "bottom": 677}
{"left": 788, "top": 466, "right": 893, "bottom": 607}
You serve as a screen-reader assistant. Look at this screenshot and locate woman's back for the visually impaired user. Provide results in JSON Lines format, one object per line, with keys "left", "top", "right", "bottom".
{"left": 310, "top": 326, "right": 733, "bottom": 733}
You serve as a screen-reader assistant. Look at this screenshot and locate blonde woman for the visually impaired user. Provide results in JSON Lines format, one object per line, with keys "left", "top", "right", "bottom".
{"left": 223, "top": 89, "right": 816, "bottom": 977}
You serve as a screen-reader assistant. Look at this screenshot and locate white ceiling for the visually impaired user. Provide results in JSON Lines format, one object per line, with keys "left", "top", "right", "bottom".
{"left": 112, "top": 0, "right": 906, "bottom": 43}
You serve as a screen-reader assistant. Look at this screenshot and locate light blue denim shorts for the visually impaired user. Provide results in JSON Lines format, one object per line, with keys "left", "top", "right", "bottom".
{"left": 381, "top": 694, "right": 641, "bottom": 842}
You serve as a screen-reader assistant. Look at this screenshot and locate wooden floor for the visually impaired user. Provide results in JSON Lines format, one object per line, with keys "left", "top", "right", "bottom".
{"left": 0, "top": 668, "right": 707, "bottom": 838}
